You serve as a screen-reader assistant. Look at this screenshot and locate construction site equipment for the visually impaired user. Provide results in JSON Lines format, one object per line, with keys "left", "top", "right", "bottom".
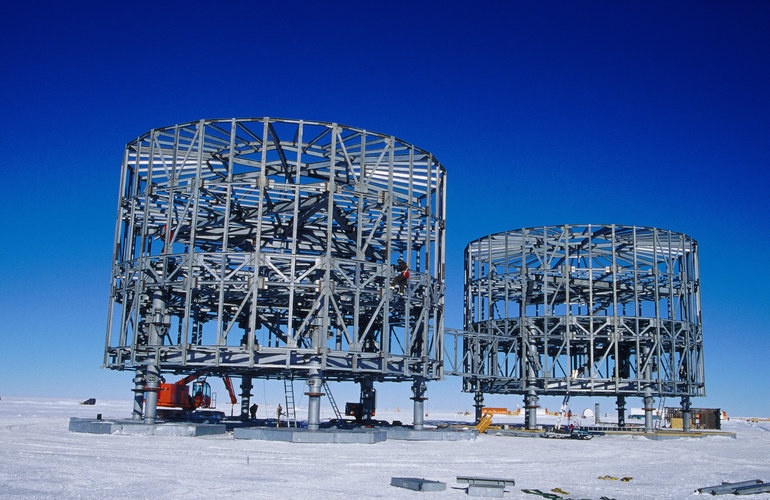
{"left": 344, "top": 403, "right": 364, "bottom": 419}
{"left": 467, "top": 484, "right": 505, "bottom": 497}
{"left": 521, "top": 489, "right": 564, "bottom": 499}
{"left": 157, "top": 372, "right": 212, "bottom": 411}
{"left": 323, "top": 380, "right": 343, "bottom": 423}
{"left": 156, "top": 371, "right": 237, "bottom": 412}
{"left": 541, "top": 428, "right": 593, "bottom": 440}
{"left": 655, "top": 396, "right": 666, "bottom": 430}
{"left": 475, "top": 414, "right": 493, "bottom": 433}
{"left": 734, "top": 483, "right": 770, "bottom": 495}
{"left": 696, "top": 479, "right": 765, "bottom": 495}
{"left": 222, "top": 377, "right": 237, "bottom": 405}
{"left": 390, "top": 477, "right": 446, "bottom": 492}
{"left": 283, "top": 379, "right": 297, "bottom": 428}
{"left": 554, "top": 394, "right": 570, "bottom": 430}
{"left": 666, "top": 407, "right": 722, "bottom": 430}
{"left": 457, "top": 477, "right": 515, "bottom": 487}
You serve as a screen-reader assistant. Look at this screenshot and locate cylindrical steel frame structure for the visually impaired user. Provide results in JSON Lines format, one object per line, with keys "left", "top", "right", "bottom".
{"left": 446, "top": 224, "right": 704, "bottom": 420}
{"left": 104, "top": 118, "right": 446, "bottom": 392}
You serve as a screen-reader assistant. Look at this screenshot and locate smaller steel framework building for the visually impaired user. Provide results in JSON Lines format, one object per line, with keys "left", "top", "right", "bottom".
{"left": 446, "top": 224, "right": 705, "bottom": 430}
{"left": 103, "top": 118, "right": 446, "bottom": 428}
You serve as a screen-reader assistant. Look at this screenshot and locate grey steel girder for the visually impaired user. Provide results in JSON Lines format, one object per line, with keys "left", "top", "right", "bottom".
{"left": 104, "top": 118, "right": 446, "bottom": 383}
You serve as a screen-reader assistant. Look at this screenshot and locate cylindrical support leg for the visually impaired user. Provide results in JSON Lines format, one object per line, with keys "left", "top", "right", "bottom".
{"left": 143, "top": 362, "right": 160, "bottom": 424}
{"left": 132, "top": 370, "right": 145, "bottom": 420}
{"left": 616, "top": 396, "right": 626, "bottom": 429}
{"left": 411, "top": 379, "right": 427, "bottom": 431}
{"left": 360, "top": 379, "right": 376, "bottom": 423}
{"left": 681, "top": 396, "right": 692, "bottom": 432}
{"left": 306, "top": 373, "right": 323, "bottom": 432}
{"left": 643, "top": 393, "right": 655, "bottom": 432}
{"left": 474, "top": 391, "right": 485, "bottom": 425}
{"left": 525, "top": 389, "right": 539, "bottom": 430}
{"left": 641, "top": 345, "right": 654, "bottom": 433}
{"left": 240, "top": 377, "right": 253, "bottom": 420}
{"left": 143, "top": 290, "right": 165, "bottom": 425}
{"left": 595, "top": 403, "right": 600, "bottom": 425}
{"left": 524, "top": 396, "right": 529, "bottom": 429}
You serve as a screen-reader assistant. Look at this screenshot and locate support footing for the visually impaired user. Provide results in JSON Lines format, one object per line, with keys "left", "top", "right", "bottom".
{"left": 68, "top": 417, "right": 226, "bottom": 436}
{"left": 384, "top": 427, "right": 477, "bottom": 441}
{"left": 234, "top": 426, "right": 386, "bottom": 443}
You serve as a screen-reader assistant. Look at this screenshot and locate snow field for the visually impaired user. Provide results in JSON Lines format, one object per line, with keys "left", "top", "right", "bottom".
{"left": 1, "top": 398, "right": 768, "bottom": 499}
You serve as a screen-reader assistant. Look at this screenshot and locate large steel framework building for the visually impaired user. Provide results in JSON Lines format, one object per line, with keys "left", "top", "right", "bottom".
{"left": 103, "top": 118, "right": 447, "bottom": 429}
{"left": 445, "top": 224, "right": 704, "bottom": 430}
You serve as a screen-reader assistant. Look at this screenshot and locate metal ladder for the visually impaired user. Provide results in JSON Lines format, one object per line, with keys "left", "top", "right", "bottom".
{"left": 323, "top": 380, "right": 343, "bottom": 423}
{"left": 555, "top": 394, "right": 571, "bottom": 430}
{"left": 655, "top": 397, "right": 666, "bottom": 430}
{"left": 283, "top": 378, "right": 297, "bottom": 427}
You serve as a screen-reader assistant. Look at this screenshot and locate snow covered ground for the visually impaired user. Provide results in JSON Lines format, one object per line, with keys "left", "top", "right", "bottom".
{"left": 1, "top": 397, "right": 769, "bottom": 499}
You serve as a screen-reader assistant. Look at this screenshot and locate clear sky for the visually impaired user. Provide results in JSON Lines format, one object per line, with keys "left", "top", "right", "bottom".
{"left": 1, "top": 2, "right": 768, "bottom": 416}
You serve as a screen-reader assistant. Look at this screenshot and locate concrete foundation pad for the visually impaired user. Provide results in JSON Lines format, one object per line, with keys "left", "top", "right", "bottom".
{"left": 603, "top": 429, "right": 737, "bottom": 440}
{"left": 385, "top": 427, "right": 477, "bottom": 441}
{"left": 68, "top": 418, "right": 226, "bottom": 437}
{"left": 233, "top": 426, "right": 387, "bottom": 443}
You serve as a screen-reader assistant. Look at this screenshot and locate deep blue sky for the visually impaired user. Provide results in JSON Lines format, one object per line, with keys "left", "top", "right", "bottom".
{"left": 1, "top": 2, "right": 768, "bottom": 416}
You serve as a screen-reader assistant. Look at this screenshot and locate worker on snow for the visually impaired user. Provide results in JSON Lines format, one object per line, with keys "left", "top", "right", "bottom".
{"left": 249, "top": 403, "right": 258, "bottom": 419}
{"left": 276, "top": 404, "right": 283, "bottom": 427}
{"left": 391, "top": 258, "right": 409, "bottom": 294}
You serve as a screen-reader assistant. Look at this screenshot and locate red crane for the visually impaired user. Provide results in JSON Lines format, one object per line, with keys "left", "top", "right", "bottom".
{"left": 221, "top": 376, "right": 237, "bottom": 405}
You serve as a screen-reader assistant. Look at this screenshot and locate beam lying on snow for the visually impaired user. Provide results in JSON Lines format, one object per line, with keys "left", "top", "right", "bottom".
{"left": 696, "top": 479, "right": 763, "bottom": 495}
{"left": 390, "top": 477, "right": 446, "bottom": 492}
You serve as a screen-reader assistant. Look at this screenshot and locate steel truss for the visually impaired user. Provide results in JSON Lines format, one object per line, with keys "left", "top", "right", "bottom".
{"left": 445, "top": 224, "right": 704, "bottom": 402}
{"left": 104, "top": 118, "right": 446, "bottom": 385}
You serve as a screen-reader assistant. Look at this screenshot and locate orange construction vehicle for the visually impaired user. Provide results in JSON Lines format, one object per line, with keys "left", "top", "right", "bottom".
{"left": 156, "top": 371, "right": 237, "bottom": 411}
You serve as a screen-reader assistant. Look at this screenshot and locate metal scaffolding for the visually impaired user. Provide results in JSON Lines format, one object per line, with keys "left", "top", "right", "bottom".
{"left": 445, "top": 224, "right": 704, "bottom": 430}
{"left": 104, "top": 118, "right": 446, "bottom": 424}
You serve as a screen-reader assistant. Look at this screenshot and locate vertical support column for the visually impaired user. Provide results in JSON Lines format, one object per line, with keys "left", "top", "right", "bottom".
{"left": 524, "top": 324, "right": 539, "bottom": 430}
{"left": 144, "top": 363, "right": 160, "bottom": 424}
{"left": 144, "top": 290, "right": 166, "bottom": 424}
{"left": 360, "top": 379, "right": 376, "bottom": 423}
{"left": 595, "top": 403, "right": 600, "bottom": 425}
{"left": 306, "top": 371, "right": 323, "bottom": 431}
{"left": 474, "top": 389, "right": 485, "bottom": 425}
{"left": 643, "top": 391, "right": 655, "bottom": 432}
{"left": 681, "top": 396, "right": 691, "bottom": 432}
{"left": 240, "top": 376, "right": 253, "bottom": 420}
{"left": 411, "top": 378, "right": 427, "bottom": 431}
{"left": 642, "top": 343, "right": 654, "bottom": 432}
{"left": 525, "top": 389, "right": 539, "bottom": 430}
{"left": 616, "top": 396, "right": 626, "bottom": 428}
{"left": 132, "top": 369, "right": 145, "bottom": 420}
